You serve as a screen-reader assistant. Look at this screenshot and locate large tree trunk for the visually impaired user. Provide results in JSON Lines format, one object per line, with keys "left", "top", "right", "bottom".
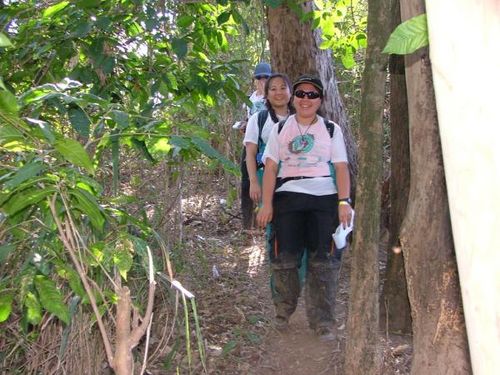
{"left": 266, "top": 2, "right": 358, "bottom": 188}
{"left": 399, "top": 1, "right": 471, "bottom": 373}
{"left": 344, "top": 0, "right": 395, "bottom": 373}
{"left": 425, "top": 0, "right": 500, "bottom": 373}
{"left": 379, "top": 1, "right": 412, "bottom": 335}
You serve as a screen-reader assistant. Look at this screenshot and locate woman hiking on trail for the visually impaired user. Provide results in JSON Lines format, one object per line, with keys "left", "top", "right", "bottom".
{"left": 243, "top": 73, "right": 293, "bottom": 204}
{"left": 237, "top": 62, "right": 272, "bottom": 230}
{"left": 256, "top": 74, "right": 353, "bottom": 342}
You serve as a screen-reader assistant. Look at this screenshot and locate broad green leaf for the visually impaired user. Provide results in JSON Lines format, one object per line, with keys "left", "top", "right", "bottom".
{"left": 0, "top": 32, "right": 13, "bottom": 47}
{"left": 113, "top": 245, "right": 133, "bottom": 280}
{"left": 24, "top": 291, "right": 43, "bottom": 325}
{"left": 69, "top": 188, "right": 105, "bottom": 230}
{"left": 177, "top": 15, "right": 195, "bottom": 28}
{"left": 75, "top": 0, "right": 100, "bottom": 9}
{"left": 0, "top": 244, "right": 16, "bottom": 263}
{"left": 0, "top": 124, "right": 24, "bottom": 146}
{"left": 383, "top": 14, "right": 428, "bottom": 55}
{"left": 42, "top": 1, "right": 70, "bottom": 18}
{"left": 217, "top": 12, "right": 231, "bottom": 25}
{"left": 110, "top": 110, "right": 129, "bottom": 128}
{"left": 0, "top": 293, "right": 13, "bottom": 322}
{"left": 1, "top": 187, "right": 56, "bottom": 216}
{"left": 68, "top": 106, "right": 90, "bottom": 137}
{"left": 4, "top": 161, "right": 44, "bottom": 191}
{"left": 54, "top": 138, "right": 95, "bottom": 175}
{"left": 34, "top": 275, "right": 70, "bottom": 324}
{"left": 56, "top": 264, "right": 86, "bottom": 300}
{"left": 0, "top": 90, "right": 18, "bottom": 115}
{"left": 172, "top": 38, "right": 188, "bottom": 59}
{"left": 264, "top": 0, "right": 284, "bottom": 9}
{"left": 25, "top": 118, "right": 56, "bottom": 144}
{"left": 190, "top": 136, "right": 239, "bottom": 175}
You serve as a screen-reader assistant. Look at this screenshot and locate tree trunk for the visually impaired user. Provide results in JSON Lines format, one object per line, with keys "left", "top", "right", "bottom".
{"left": 379, "top": 1, "right": 412, "bottom": 335}
{"left": 399, "top": 1, "right": 472, "bottom": 373}
{"left": 266, "top": 2, "right": 358, "bottom": 190}
{"left": 344, "top": 0, "right": 395, "bottom": 373}
{"left": 425, "top": 0, "right": 500, "bottom": 373}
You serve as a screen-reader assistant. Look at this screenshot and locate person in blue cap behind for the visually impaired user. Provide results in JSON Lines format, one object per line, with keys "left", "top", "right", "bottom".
{"left": 236, "top": 62, "right": 272, "bottom": 230}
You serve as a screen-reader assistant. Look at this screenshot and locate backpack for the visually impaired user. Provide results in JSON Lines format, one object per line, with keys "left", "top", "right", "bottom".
{"left": 256, "top": 109, "right": 269, "bottom": 168}
{"left": 275, "top": 117, "right": 337, "bottom": 187}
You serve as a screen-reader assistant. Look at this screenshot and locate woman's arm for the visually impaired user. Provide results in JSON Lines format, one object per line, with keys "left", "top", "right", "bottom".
{"left": 256, "top": 158, "right": 278, "bottom": 227}
{"left": 245, "top": 142, "right": 261, "bottom": 202}
{"left": 334, "top": 162, "right": 353, "bottom": 227}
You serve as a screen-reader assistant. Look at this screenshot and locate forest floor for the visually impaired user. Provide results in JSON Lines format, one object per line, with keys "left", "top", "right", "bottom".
{"left": 150, "top": 179, "right": 413, "bottom": 375}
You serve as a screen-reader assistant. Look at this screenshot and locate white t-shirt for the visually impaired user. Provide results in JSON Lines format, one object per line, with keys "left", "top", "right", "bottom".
{"left": 247, "top": 91, "right": 266, "bottom": 117}
{"left": 262, "top": 115, "right": 348, "bottom": 195}
{"left": 243, "top": 111, "right": 288, "bottom": 147}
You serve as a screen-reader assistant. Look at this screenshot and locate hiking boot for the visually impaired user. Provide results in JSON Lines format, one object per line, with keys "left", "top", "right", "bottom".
{"left": 274, "top": 317, "right": 289, "bottom": 332}
{"left": 316, "top": 326, "right": 336, "bottom": 342}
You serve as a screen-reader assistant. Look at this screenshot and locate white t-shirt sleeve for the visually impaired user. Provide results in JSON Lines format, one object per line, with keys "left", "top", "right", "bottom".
{"left": 331, "top": 123, "right": 348, "bottom": 163}
{"left": 243, "top": 112, "right": 260, "bottom": 145}
{"left": 262, "top": 122, "right": 281, "bottom": 165}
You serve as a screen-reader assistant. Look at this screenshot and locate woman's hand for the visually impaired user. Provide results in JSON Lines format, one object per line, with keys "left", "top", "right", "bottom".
{"left": 249, "top": 181, "right": 262, "bottom": 203}
{"left": 339, "top": 204, "right": 353, "bottom": 228}
{"left": 256, "top": 204, "right": 273, "bottom": 228}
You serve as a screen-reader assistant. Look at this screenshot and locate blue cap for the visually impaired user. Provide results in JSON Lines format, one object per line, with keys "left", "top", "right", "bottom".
{"left": 253, "top": 62, "right": 272, "bottom": 78}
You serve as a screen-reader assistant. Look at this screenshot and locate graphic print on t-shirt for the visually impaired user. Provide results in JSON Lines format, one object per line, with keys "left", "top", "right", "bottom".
{"left": 288, "top": 134, "right": 315, "bottom": 154}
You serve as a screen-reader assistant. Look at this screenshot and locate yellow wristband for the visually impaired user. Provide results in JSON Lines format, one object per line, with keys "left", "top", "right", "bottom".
{"left": 338, "top": 201, "right": 351, "bottom": 206}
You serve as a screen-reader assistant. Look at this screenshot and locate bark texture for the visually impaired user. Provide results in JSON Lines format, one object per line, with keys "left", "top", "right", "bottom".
{"left": 379, "top": 1, "right": 412, "bottom": 335}
{"left": 400, "top": 1, "right": 472, "bottom": 373}
{"left": 344, "top": 0, "right": 395, "bottom": 373}
{"left": 266, "top": 2, "right": 358, "bottom": 189}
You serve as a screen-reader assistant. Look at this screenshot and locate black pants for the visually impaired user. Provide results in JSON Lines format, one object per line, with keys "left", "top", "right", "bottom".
{"left": 240, "top": 148, "right": 254, "bottom": 229}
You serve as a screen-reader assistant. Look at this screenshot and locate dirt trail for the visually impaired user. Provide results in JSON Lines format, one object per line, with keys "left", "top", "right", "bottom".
{"left": 175, "top": 193, "right": 410, "bottom": 375}
{"left": 228, "top": 231, "right": 350, "bottom": 375}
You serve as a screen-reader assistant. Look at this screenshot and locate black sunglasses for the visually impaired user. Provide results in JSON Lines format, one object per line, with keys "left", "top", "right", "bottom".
{"left": 294, "top": 90, "right": 321, "bottom": 99}
{"left": 254, "top": 75, "right": 269, "bottom": 80}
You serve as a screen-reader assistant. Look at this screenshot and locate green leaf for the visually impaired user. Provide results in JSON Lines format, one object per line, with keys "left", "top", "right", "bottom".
{"left": 0, "top": 90, "right": 19, "bottom": 115}
{"left": 0, "top": 123, "right": 24, "bottom": 146}
{"left": 43, "top": 1, "right": 70, "bottom": 18}
{"left": 0, "top": 244, "right": 16, "bottom": 263}
{"left": 75, "top": 0, "right": 100, "bottom": 9}
{"left": 0, "top": 293, "right": 13, "bottom": 322}
{"left": 217, "top": 12, "right": 231, "bottom": 25}
{"left": 4, "top": 160, "right": 44, "bottom": 191}
{"left": 190, "top": 136, "right": 239, "bottom": 175}
{"left": 177, "top": 15, "right": 194, "bottom": 28}
{"left": 34, "top": 275, "right": 70, "bottom": 324}
{"left": 0, "top": 32, "right": 13, "bottom": 48}
{"left": 69, "top": 188, "right": 105, "bottom": 230}
{"left": 172, "top": 37, "right": 188, "bottom": 59}
{"left": 1, "top": 187, "right": 56, "bottom": 216}
{"left": 110, "top": 110, "right": 129, "bottom": 128}
{"left": 24, "top": 291, "right": 43, "bottom": 325}
{"left": 383, "top": 14, "right": 428, "bottom": 55}
{"left": 113, "top": 245, "right": 133, "bottom": 280}
{"left": 54, "top": 138, "right": 95, "bottom": 175}
{"left": 68, "top": 105, "right": 91, "bottom": 137}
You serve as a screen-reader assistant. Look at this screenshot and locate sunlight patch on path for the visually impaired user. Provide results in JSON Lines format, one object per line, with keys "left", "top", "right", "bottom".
{"left": 243, "top": 235, "right": 267, "bottom": 276}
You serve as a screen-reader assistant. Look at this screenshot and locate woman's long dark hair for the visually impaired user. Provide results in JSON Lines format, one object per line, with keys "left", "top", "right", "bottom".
{"left": 264, "top": 73, "right": 295, "bottom": 122}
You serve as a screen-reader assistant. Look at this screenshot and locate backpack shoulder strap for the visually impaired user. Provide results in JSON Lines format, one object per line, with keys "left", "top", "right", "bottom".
{"left": 257, "top": 110, "right": 268, "bottom": 140}
{"left": 257, "top": 109, "right": 268, "bottom": 152}
{"left": 325, "top": 119, "right": 335, "bottom": 138}
{"left": 277, "top": 118, "right": 287, "bottom": 134}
